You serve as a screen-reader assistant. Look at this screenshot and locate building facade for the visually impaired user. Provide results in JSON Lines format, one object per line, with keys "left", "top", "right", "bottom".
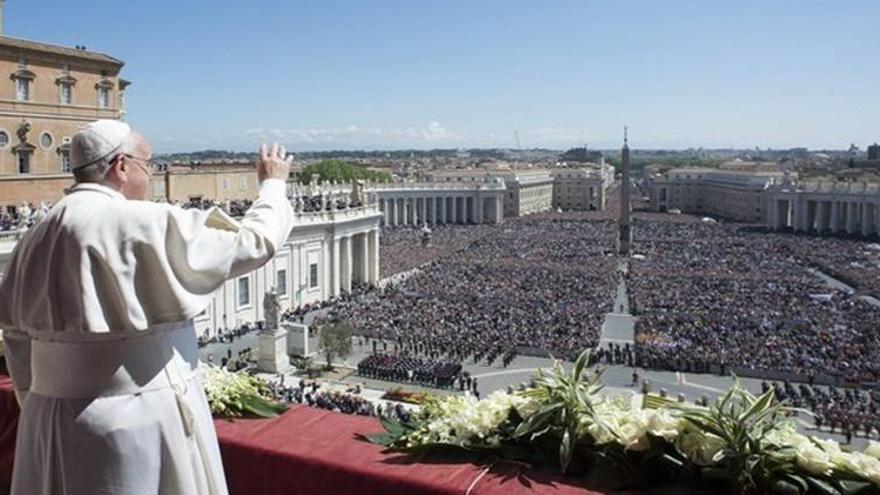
{"left": 551, "top": 164, "right": 613, "bottom": 211}
{"left": 0, "top": 11, "right": 128, "bottom": 204}
{"left": 647, "top": 165, "right": 786, "bottom": 222}
{"left": 148, "top": 163, "right": 262, "bottom": 202}
{"left": 426, "top": 168, "right": 556, "bottom": 217}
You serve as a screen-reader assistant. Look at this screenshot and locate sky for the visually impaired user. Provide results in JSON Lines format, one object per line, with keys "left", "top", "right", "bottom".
{"left": 6, "top": 1, "right": 878, "bottom": 152}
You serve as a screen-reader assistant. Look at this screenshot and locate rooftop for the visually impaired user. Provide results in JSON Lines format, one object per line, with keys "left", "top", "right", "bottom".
{"left": 0, "top": 35, "right": 124, "bottom": 67}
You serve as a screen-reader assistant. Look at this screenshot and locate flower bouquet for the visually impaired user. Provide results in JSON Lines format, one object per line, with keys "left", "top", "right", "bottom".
{"left": 367, "top": 350, "right": 880, "bottom": 494}
{"left": 201, "top": 364, "right": 288, "bottom": 419}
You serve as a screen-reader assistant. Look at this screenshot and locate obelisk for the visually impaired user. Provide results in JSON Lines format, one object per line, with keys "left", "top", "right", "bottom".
{"left": 618, "top": 127, "right": 632, "bottom": 255}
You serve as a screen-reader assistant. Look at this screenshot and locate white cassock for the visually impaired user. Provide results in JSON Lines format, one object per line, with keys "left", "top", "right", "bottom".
{"left": 0, "top": 180, "right": 294, "bottom": 495}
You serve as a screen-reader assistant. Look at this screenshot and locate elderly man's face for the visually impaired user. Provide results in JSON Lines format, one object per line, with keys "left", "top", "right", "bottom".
{"left": 119, "top": 132, "right": 153, "bottom": 201}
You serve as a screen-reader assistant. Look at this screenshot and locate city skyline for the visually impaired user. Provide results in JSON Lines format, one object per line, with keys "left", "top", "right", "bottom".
{"left": 6, "top": 0, "right": 878, "bottom": 152}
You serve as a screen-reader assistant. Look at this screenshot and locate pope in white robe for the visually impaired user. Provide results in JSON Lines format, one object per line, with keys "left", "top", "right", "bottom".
{"left": 0, "top": 120, "right": 295, "bottom": 495}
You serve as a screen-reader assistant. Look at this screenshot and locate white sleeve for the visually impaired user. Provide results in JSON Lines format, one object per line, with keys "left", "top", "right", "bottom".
{"left": 162, "top": 179, "right": 295, "bottom": 297}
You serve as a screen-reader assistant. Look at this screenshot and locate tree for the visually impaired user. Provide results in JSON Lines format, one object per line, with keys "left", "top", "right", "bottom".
{"left": 318, "top": 320, "right": 354, "bottom": 370}
{"left": 297, "top": 159, "right": 391, "bottom": 184}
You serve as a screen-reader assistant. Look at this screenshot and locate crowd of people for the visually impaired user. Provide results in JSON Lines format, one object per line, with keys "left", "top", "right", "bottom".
{"left": 379, "top": 226, "right": 487, "bottom": 278}
{"left": 357, "top": 353, "right": 463, "bottom": 389}
{"left": 0, "top": 202, "right": 51, "bottom": 231}
{"left": 268, "top": 378, "right": 412, "bottom": 422}
{"left": 763, "top": 380, "right": 880, "bottom": 441}
{"left": 630, "top": 216, "right": 880, "bottom": 383}
{"left": 332, "top": 215, "right": 618, "bottom": 370}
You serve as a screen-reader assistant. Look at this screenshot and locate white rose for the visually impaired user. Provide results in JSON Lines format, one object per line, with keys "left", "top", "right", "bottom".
{"left": 617, "top": 420, "right": 649, "bottom": 451}
{"left": 645, "top": 409, "right": 681, "bottom": 442}
{"left": 795, "top": 443, "right": 834, "bottom": 476}
{"left": 677, "top": 429, "right": 725, "bottom": 466}
{"left": 851, "top": 453, "right": 880, "bottom": 485}
{"left": 587, "top": 419, "right": 618, "bottom": 445}
{"left": 865, "top": 440, "right": 880, "bottom": 460}
{"left": 514, "top": 398, "right": 541, "bottom": 419}
{"left": 815, "top": 437, "right": 842, "bottom": 456}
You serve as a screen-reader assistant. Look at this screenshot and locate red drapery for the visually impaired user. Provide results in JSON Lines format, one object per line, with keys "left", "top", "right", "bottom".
{"left": 0, "top": 377, "right": 612, "bottom": 494}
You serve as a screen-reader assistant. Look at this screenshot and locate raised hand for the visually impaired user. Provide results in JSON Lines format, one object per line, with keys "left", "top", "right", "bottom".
{"left": 257, "top": 143, "right": 294, "bottom": 183}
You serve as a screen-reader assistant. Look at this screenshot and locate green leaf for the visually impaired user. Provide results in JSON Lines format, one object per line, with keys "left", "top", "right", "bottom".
{"left": 835, "top": 479, "right": 874, "bottom": 495}
{"left": 682, "top": 416, "right": 727, "bottom": 441}
{"left": 572, "top": 349, "right": 589, "bottom": 382}
{"left": 738, "top": 388, "right": 775, "bottom": 423}
{"left": 770, "top": 478, "right": 805, "bottom": 495}
{"left": 559, "top": 421, "right": 577, "bottom": 474}
{"left": 806, "top": 477, "right": 842, "bottom": 495}
{"left": 240, "top": 395, "right": 288, "bottom": 418}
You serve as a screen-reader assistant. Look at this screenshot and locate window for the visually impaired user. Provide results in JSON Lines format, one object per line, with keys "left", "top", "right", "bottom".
{"left": 59, "top": 147, "right": 71, "bottom": 173}
{"left": 18, "top": 152, "right": 30, "bottom": 174}
{"left": 15, "top": 78, "right": 29, "bottom": 101}
{"left": 0, "top": 131, "right": 8, "bottom": 148}
{"left": 98, "top": 87, "right": 110, "bottom": 108}
{"left": 276, "top": 269, "right": 287, "bottom": 296}
{"left": 237, "top": 277, "right": 250, "bottom": 307}
{"left": 239, "top": 177, "right": 248, "bottom": 190}
{"left": 40, "top": 132, "right": 53, "bottom": 149}
{"left": 309, "top": 263, "right": 319, "bottom": 288}
{"left": 59, "top": 83, "right": 73, "bottom": 105}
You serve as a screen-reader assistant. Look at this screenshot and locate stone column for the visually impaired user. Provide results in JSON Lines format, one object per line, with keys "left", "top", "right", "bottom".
{"left": 767, "top": 197, "right": 777, "bottom": 230}
{"left": 341, "top": 236, "right": 352, "bottom": 293}
{"left": 846, "top": 202, "right": 856, "bottom": 234}
{"left": 793, "top": 198, "right": 805, "bottom": 232}
{"left": 476, "top": 195, "right": 485, "bottom": 224}
{"left": 830, "top": 200, "right": 840, "bottom": 233}
{"left": 331, "top": 237, "right": 341, "bottom": 296}
{"left": 440, "top": 196, "right": 447, "bottom": 224}
{"left": 861, "top": 202, "right": 874, "bottom": 237}
{"left": 368, "top": 229, "right": 380, "bottom": 283}
{"left": 358, "top": 233, "right": 369, "bottom": 285}
{"left": 451, "top": 196, "right": 458, "bottom": 224}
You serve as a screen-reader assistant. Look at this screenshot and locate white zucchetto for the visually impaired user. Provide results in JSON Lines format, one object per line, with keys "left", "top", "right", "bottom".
{"left": 69, "top": 119, "right": 132, "bottom": 170}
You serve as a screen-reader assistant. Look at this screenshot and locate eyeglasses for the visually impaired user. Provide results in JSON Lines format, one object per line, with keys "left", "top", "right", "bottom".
{"left": 115, "top": 153, "right": 156, "bottom": 174}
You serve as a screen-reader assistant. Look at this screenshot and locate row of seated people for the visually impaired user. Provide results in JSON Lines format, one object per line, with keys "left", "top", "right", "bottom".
{"left": 357, "top": 353, "right": 462, "bottom": 389}
{"left": 267, "top": 379, "right": 412, "bottom": 422}
{"left": 764, "top": 380, "right": 880, "bottom": 440}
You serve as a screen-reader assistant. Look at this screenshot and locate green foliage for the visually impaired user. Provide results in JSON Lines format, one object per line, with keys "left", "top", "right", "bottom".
{"left": 297, "top": 159, "right": 391, "bottom": 184}
{"left": 318, "top": 320, "right": 354, "bottom": 369}
{"left": 515, "top": 350, "right": 609, "bottom": 473}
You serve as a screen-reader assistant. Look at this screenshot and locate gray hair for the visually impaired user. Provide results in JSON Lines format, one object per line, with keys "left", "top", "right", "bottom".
{"left": 72, "top": 133, "right": 139, "bottom": 183}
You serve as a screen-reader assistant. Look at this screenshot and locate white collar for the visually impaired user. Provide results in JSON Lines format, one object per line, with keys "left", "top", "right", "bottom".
{"left": 65, "top": 182, "right": 126, "bottom": 201}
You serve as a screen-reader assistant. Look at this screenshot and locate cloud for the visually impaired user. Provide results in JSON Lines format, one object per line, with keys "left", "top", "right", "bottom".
{"left": 238, "top": 122, "right": 460, "bottom": 148}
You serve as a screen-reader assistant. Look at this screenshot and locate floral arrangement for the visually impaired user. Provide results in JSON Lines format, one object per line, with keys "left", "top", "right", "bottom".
{"left": 201, "top": 364, "right": 288, "bottom": 419}
{"left": 368, "top": 351, "right": 880, "bottom": 494}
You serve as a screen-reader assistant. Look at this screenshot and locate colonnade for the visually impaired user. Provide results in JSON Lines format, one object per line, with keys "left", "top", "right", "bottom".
{"left": 377, "top": 194, "right": 503, "bottom": 226}
{"left": 768, "top": 191, "right": 880, "bottom": 237}
{"left": 329, "top": 228, "right": 380, "bottom": 296}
